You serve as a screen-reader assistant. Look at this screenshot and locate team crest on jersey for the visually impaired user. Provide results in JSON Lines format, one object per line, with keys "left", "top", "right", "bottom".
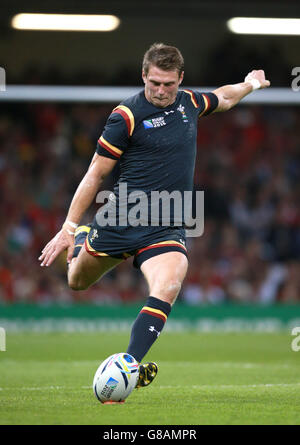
{"left": 143, "top": 117, "right": 166, "bottom": 129}
{"left": 90, "top": 229, "right": 99, "bottom": 242}
{"left": 177, "top": 104, "right": 188, "bottom": 123}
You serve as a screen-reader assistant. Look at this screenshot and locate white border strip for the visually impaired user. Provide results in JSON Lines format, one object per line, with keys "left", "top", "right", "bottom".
{"left": 0, "top": 86, "right": 299, "bottom": 104}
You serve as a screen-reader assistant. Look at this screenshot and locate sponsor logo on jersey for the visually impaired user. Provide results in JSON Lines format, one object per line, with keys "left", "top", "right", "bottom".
{"left": 143, "top": 117, "right": 166, "bottom": 129}
{"left": 143, "top": 119, "right": 154, "bottom": 129}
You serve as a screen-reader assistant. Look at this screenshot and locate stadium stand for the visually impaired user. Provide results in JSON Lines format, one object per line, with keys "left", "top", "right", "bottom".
{"left": 1, "top": 101, "right": 299, "bottom": 304}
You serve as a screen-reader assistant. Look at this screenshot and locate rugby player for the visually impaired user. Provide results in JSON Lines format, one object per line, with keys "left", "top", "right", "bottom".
{"left": 39, "top": 43, "right": 270, "bottom": 392}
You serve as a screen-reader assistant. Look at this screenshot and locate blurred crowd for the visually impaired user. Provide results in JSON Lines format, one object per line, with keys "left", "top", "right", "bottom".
{"left": 0, "top": 99, "right": 299, "bottom": 305}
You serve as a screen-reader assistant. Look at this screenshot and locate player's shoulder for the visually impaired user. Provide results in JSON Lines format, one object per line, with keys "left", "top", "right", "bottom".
{"left": 179, "top": 89, "right": 199, "bottom": 108}
{"left": 180, "top": 89, "right": 219, "bottom": 115}
{"left": 108, "top": 90, "right": 145, "bottom": 137}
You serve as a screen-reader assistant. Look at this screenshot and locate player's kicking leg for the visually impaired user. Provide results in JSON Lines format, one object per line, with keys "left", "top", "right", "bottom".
{"left": 67, "top": 227, "right": 123, "bottom": 291}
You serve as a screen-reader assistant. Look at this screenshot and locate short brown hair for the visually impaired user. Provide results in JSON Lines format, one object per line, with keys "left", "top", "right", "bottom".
{"left": 142, "top": 43, "right": 184, "bottom": 76}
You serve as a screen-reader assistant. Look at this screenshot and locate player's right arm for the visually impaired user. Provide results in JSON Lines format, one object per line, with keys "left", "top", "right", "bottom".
{"left": 38, "top": 153, "right": 117, "bottom": 267}
{"left": 39, "top": 104, "right": 131, "bottom": 267}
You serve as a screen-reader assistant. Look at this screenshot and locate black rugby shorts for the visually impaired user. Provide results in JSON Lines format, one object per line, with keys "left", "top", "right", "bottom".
{"left": 85, "top": 223, "right": 187, "bottom": 269}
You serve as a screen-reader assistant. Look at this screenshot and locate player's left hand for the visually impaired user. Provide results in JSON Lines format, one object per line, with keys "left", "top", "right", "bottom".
{"left": 245, "top": 70, "right": 271, "bottom": 89}
{"left": 38, "top": 227, "right": 75, "bottom": 267}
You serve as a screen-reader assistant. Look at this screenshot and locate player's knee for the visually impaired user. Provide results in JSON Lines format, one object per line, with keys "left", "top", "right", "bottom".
{"left": 68, "top": 274, "right": 89, "bottom": 291}
{"left": 167, "top": 280, "right": 182, "bottom": 299}
{"left": 156, "top": 279, "right": 182, "bottom": 304}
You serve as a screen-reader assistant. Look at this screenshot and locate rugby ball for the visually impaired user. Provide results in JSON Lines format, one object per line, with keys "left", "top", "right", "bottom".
{"left": 93, "top": 353, "right": 139, "bottom": 403}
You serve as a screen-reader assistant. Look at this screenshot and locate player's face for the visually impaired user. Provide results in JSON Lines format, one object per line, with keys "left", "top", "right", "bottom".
{"left": 142, "top": 65, "right": 184, "bottom": 108}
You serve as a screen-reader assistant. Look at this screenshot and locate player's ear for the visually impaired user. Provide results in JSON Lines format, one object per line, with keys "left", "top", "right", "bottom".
{"left": 142, "top": 70, "right": 147, "bottom": 84}
{"left": 178, "top": 71, "right": 184, "bottom": 85}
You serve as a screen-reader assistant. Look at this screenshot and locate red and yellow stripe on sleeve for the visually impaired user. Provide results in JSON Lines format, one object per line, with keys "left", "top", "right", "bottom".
{"left": 183, "top": 89, "right": 199, "bottom": 108}
{"left": 112, "top": 105, "right": 135, "bottom": 136}
{"left": 98, "top": 136, "right": 123, "bottom": 158}
{"left": 183, "top": 90, "right": 211, "bottom": 116}
{"left": 98, "top": 105, "right": 134, "bottom": 158}
{"left": 198, "top": 93, "right": 211, "bottom": 117}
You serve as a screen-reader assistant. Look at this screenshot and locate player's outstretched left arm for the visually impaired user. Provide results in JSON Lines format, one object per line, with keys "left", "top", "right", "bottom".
{"left": 212, "top": 70, "right": 270, "bottom": 112}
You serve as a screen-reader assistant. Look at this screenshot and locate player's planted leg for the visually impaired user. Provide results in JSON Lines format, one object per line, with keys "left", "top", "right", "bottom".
{"left": 127, "top": 296, "right": 171, "bottom": 363}
{"left": 126, "top": 295, "right": 170, "bottom": 389}
{"left": 129, "top": 252, "right": 188, "bottom": 389}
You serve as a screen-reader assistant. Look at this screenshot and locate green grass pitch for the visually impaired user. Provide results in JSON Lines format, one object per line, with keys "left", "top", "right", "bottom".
{"left": 1, "top": 331, "right": 300, "bottom": 425}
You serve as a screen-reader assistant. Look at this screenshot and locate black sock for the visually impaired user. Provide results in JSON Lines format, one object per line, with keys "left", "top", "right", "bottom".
{"left": 126, "top": 296, "right": 171, "bottom": 363}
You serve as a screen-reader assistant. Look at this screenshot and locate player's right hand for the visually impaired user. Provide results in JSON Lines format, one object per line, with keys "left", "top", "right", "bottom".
{"left": 38, "top": 227, "right": 75, "bottom": 267}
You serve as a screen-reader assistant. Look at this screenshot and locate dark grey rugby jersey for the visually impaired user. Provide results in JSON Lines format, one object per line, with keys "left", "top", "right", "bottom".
{"left": 96, "top": 89, "right": 218, "bottom": 225}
